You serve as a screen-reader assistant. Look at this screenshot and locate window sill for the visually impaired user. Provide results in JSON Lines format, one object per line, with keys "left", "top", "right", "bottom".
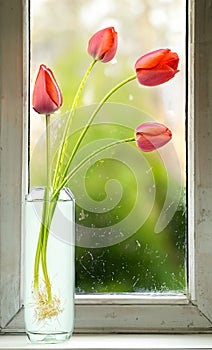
{"left": 0, "top": 334, "right": 212, "bottom": 350}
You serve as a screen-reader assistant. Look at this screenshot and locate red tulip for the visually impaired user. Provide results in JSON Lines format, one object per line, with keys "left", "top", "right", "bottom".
{"left": 88, "top": 27, "right": 118, "bottom": 63}
{"left": 135, "top": 49, "right": 179, "bottom": 86}
{"left": 135, "top": 122, "right": 172, "bottom": 152}
{"left": 32, "top": 64, "right": 63, "bottom": 114}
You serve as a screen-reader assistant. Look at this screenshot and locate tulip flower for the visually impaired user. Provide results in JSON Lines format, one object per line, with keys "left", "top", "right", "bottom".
{"left": 88, "top": 26, "right": 118, "bottom": 63}
{"left": 135, "top": 122, "right": 172, "bottom": 152}
{"left": 135, "top": 49, "right": 179, "bottom": 86}
{"left": 32, "top": 64, "right": 63, "bottom": 114}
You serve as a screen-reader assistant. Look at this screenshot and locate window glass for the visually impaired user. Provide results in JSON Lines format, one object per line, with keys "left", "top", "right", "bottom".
{"left": 31, "top": 0, "right": 186, "bottom": 293}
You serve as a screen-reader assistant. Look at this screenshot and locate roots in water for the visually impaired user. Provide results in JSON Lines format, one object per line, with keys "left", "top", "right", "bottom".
{"left": 33, "top": 289, "right": 63, "bottom": 321}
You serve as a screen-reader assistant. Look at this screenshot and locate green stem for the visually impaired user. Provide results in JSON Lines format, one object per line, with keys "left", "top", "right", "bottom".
{"left": 41, "top": 224, "right": 51, "bottom": 301}
{"left": 52, "top": 137, "right": 135, "bottom": 200}
{"left": 52, "top": 59, "right": 97, "bottom": 190}
{"left": 33, "top": 210, "right": 46, "bottom": 291}
{"left": 33, "top": 180, "right": 50, "bottom": 293}
{"left": 41, "top": 114, "right": 52, "bottom": 301}
{"left": 33, "top": 114, "right": 52, "bottom": 300}
{"left": 46, "top": 114, "right": 51, "bottom": 191}
{"left": 61, "top": 74, "right": 136, "bottom": 183}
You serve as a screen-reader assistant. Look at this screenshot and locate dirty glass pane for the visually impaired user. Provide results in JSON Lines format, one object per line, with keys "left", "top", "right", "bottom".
{"left": 31, "top": 0, "right": 186, "bottom": 293}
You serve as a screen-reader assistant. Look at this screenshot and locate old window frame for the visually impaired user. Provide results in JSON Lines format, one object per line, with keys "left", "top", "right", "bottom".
{"left": 0, "top": 0, "right": 212, "bottom": 334}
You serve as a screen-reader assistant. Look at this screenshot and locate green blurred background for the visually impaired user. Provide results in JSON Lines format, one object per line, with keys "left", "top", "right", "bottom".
{"left": 30, "top": 0, "right": 186, "bottom": 293}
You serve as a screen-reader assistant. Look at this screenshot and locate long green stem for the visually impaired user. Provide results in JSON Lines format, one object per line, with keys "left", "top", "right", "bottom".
{"left": 61, "top": 74, "right": 136, "bottom": 183}
{"left": 33, "top": 114, "right": 52, "bottom": 300}
{"left": 46, "top": 114, "right": 51, "bottom": 190}
{"left": 40, "top": 114, "right": 52, "bottom": 301}
{"left": 52, "top": 137, "right": 135, "bottom": 200}
{"left": 52, "top": 59, "right": 97, "bottom": 190}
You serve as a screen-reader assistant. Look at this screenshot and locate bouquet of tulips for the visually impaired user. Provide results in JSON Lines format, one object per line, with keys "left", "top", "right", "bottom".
{"left": 31, "top": 26, "right": 179, "bottom": 319}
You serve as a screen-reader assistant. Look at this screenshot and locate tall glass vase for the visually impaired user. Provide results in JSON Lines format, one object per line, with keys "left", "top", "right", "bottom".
{"left": 24, "top": 187, "right": 75, "bottom": 344}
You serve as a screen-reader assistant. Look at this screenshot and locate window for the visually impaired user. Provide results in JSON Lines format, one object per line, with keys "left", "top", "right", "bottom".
{"left": 0, "top": 0, "right": 212, "bottom": 335}
{"left": 31, "top": 0, "right": 186, "bottom": 295}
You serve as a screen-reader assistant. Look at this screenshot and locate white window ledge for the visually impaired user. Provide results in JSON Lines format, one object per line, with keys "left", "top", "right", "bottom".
{"left": 0, "top": 334, "right": 212, "bottom": 350}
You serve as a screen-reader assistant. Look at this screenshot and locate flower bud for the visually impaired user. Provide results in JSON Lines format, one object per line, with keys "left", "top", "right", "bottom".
{"left": 88, "top": 27, "right": 118, "bottom": 63}
{"left": 32, "top": 64, "right": 63, "bottom": 114}
{"left": 135, "top": 122, "right": 172, "bottom": 152}
{"left": 135, "top": 49, "right": 179, "bottom": 86}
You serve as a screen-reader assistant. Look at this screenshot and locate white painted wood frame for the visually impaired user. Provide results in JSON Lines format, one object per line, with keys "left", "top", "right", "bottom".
{"left": 0, "top": 0, "right": 212, "bottom": 334}
{"left": 0, "top": 0, "right": 29, "bottom": 329}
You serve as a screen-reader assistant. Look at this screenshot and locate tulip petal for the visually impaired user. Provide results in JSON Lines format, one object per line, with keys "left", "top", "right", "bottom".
{"left": 135, "top": 49, "right": 170, "bottom": 69}
{"left": 136, "top": 64, "right": 178, "bottom": 86}
{"left": 45, "top": 67, "right": 63, "bottom": 108}
{"left": 164, "top": 51, "right": 179, "bottom": 70}
{"left": 101, "top": 30, "right": 118, "bottom": 63}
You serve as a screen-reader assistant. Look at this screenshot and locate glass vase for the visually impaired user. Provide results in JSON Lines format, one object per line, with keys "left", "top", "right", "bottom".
{"left": 24, "top": 186, "right": 75, "bottom": 344}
